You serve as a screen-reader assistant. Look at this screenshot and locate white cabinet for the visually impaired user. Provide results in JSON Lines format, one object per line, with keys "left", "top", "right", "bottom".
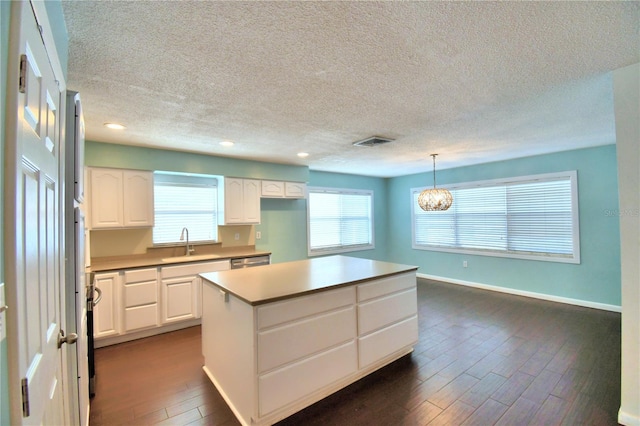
{"left": 284, "top": 182, "right": 306, "bottom": 198}
{"left": 93, "top": 271, "right": 121, "bottom": 338}
{"left": 123, "top": 268, "right": 159, "bottom": 332}
{"left": 201, "top": 271, "right": 417, "bottom": 425}
{"left": 256, "top": 288, "right": 357, "bottom": 416}
{"left": 160, "top": 260, "right": 230, "bottom": 324}
{"left": 261, "top": 180, "right": 285, "bottom": 198}
{"left": 222, "top": 178, "right": 261, "bottom": 224}
{"left": 261, "top": 180, "right": 306, "bottom": 199}
{"left": 89, "top": 168, "right": 154, "bottom": 229}
{"left": 94, "top": 260, "right": 230, "bottom": 344}
{"left": 356, "top": 274, "right": 418, "bottom": 369}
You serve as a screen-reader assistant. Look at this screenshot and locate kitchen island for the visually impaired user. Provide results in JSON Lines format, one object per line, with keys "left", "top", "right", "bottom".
{"left": 200, "top": 255, "right": 419, "bottom": 426}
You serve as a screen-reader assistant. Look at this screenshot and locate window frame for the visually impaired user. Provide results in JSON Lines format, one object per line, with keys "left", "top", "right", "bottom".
{"left": 411, "top": 170, "right": 580, "bottom": 264}
{"left": 152, "top": 171, "right": 221, "bottom": 246}
{"left": 307, "top": 186, "right": 375, "bottom": 256}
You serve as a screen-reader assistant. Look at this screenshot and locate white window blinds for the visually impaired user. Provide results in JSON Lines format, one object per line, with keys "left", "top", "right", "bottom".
{"left": 412, "top": 171, "right": 580, "bottom": 263}
{"left": 308, "top": 188, "right": 374, "bottom": 255}
{"left": 153, "top": 172, "right": 219, "bottom": 244}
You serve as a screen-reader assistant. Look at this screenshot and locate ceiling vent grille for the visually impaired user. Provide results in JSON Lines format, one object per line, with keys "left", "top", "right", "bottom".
{"left": 352, "top": 136, "right": 395, "bottom": 147}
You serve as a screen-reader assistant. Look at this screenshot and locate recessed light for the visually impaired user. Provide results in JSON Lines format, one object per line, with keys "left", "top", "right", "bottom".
{"left": 104, "top": 122, "right": 126, "bottom": 130}
{"left": 297, "top": 152, "right": 309, "bottom": 158}
{"left": 220, "top": 141, "right": 234, "bottom": 147}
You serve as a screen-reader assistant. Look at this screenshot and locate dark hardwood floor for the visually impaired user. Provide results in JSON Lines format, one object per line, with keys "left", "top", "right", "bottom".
{"left": 89, "top": 278, "right": 621, "bottom": 425}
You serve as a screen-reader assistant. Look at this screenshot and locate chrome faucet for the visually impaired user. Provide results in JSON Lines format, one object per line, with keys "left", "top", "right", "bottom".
{"left": 179, "top": 227, "right": 194, "bottom": 256}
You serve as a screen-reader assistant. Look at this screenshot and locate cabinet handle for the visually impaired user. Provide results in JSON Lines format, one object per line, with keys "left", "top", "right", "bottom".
{"left": 93, "top": 287, "right": 103, "bottom": 306}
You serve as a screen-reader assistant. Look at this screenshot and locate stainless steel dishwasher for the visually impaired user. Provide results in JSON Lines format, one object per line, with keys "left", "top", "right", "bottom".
{"left": 230, "top": 255, "right": 271, "bottom": 269}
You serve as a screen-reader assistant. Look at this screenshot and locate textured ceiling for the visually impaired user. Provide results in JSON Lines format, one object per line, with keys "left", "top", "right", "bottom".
{"left": 62, "top": 1, "right": 639, "bottom": 178}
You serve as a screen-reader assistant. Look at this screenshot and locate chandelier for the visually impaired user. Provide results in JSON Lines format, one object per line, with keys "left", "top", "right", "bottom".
{"left": 418, "top": 154, "right": 453, "bottom": 211}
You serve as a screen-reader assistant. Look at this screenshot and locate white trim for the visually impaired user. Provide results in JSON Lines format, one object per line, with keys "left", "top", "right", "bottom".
{"left": 619, "top": 409, "right": 640, "bottom": 426}
{"left": 417, "top": 273, "right": 621, "bottom": 313}
{"left": 307, "top": 187, "right": 375, "bottom": 257}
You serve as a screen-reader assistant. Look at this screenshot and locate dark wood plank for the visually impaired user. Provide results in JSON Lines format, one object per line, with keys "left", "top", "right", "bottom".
{"left": 89, "top": 278, "right": 621, "bottom": 426}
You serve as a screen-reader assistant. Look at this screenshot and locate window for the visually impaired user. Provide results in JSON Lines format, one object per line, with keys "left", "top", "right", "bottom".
{"left": 153, "top": 172, "right": 219, "bottom": 244}
{"left": 307, "top": 187, "right": 374, "bottom": 256}
{"left": 412, "top": 171, "right": 580, "bottom": 263}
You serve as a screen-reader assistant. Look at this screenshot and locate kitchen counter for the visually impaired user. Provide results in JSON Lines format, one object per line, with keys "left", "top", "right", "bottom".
{"left": 200, "top": 255, "right": 417, "bottom": 306}
{"left": 89, "top": 247, "right": 271, "bottom": 272}
{"left": 201, "top": 255, "right": 418, "bottom": 425}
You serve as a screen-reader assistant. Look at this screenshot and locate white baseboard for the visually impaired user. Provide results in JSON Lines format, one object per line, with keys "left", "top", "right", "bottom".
{"left": 619, "top": 408, "right": 640, "bottom": 426}
{"left": 417, "top": 273, "right": 621, "bottom": 313}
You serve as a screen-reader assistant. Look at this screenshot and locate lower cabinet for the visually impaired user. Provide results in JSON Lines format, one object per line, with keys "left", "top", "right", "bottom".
{"left": 123, "top": 268, "right": 159, "bottom": 332}
{"left": 93, "top": 259, "right": 230, "bottom": 344}
{"left": 201, "top": 271, "right": 418, "bottom": 425}
{"left": 93, "top": 271, "right": 121, "bottom": 338}
{"left": 160, "top": 260, "right": 230, "bottom": 323}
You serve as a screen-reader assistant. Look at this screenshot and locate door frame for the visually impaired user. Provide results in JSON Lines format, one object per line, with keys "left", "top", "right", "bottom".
{"left": 4, "top": 1, "right": 75, "bottom": 424}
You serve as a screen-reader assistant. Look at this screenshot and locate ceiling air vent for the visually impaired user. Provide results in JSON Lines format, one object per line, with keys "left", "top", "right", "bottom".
{"left": 352, "top": 136, "right": 395, "bottom": 147}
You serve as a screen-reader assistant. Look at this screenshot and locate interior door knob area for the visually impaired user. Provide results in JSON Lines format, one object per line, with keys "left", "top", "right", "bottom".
{"left": 58, "top": 330, "right": 79, "bottom": 348}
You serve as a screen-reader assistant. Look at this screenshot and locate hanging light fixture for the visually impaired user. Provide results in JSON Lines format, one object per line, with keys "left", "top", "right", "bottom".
{"left": 418, "top": 154, "right": 453, "bottom": 211}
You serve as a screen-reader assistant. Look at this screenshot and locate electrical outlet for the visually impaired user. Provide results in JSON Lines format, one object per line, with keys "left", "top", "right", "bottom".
{"left": 234, "top": 232, "right": 240, "bottom": 240}
{"left": 463, "top": 260, "right": 468, "bottom": 268}
{"left": 256, "top": 231, "right": 261, "bottom": 240}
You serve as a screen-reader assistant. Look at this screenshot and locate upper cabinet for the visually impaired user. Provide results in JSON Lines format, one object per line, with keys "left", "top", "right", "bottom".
{"left": 261, "top": 180, "right": 306, "bottom": 199}
{"left": 221, "top": 178, "right": 261, "bottom": 225}
{"left": 89, "top": 167, "right": 154, "bottom": 229}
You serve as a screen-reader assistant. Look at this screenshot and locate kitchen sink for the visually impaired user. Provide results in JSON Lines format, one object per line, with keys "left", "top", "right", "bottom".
{"left": 161, "top": 254, "right": 221, "bottom": 263}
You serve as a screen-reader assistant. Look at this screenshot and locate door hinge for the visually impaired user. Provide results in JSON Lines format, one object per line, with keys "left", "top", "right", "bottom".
{"left": 21, "top": 377, "right": 30, "bottom": 417}
{"left": 18, "top": 54, "right": 27, "bottom": 94}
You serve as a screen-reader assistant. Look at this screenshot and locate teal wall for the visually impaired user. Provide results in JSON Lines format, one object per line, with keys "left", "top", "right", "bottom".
{"left": 85, "top": 142, "right": 390, "bottom": 264}
{"left": 306, "top": 171, "right": 389, "bottom": 262}
{"left": 86, "top": 141, "right": 309, "bottom": 182}
{"left": 387, "top": 145, "right": 621, "bottom": 306}
{"left": 86, "top": 142, "right": 621, "bottom": 306}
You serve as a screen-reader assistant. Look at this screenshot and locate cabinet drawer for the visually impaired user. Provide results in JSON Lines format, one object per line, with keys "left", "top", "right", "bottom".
{"left": 124, "top": 304, "right": 158, "bottom": 332}
{"left": 124, "top": 267, "right": 157, "bottom": 283}
{"left": 358, "top": 315, "right": 418, "bottom": 369}
{"left": 124, "top": 281, "right": 157, "bottom": 308}
{"left": 258, "top": 306, "right": 356, "bottom": 373}
{"left": 257, "top": 286, "right": 355, "bottom": 330}
{"left": 358, "top": 288, "right": 417, "bottom": 336}
{"left": 258, "top": 340, "right": 357, "bottom": 416}
{"left": 357, "top": 272, "right": 416, "bottom": 302}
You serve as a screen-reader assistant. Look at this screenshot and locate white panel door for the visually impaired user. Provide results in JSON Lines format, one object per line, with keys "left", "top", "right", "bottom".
{"left": 4, "top": 2, "right": 67, "bottom": 424}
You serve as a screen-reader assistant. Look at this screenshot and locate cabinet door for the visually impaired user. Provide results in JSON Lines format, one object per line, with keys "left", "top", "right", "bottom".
{"left": 224, "top": 178, "right": 245, "bottom": 224}
{"left": 261, "top": 181, "right": 285, "bottom": 198}
{"left": 242, "top": 179, "right": 261, "bottom": 223}
{"left": 285, "top": 182, "right": 306, "bottom": 198}
{"left": 123, "top": 171, "right": 154, "bottom": 227}
{"left": 161, "top": 276, "right": 198, "bottom": 324}
{"left": 90, "top": 168, "right": 123, "bottom": 228}
{"left": 94, "top": 272, "right": 121, "bottom": 338}
{"left": 224, "top": 178, "right": 261, "bottom": 224}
